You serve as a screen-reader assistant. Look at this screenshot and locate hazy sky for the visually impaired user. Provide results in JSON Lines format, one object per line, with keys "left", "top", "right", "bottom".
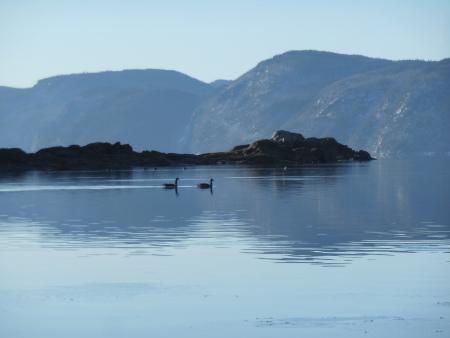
{"left": 1, "top": 0, "right": 449, "bottom": 87}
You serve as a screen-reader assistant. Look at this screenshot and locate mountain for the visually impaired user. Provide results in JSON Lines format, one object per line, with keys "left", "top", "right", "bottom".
{"left": 188, "top": 51, "right": 450, "bottom": 157}
{"left": 209, "top": 79, "right": 232, "bottom": 89}
{"left": 0, "top": 69, "right": 212, "bottom": 152}
{"left": 1, "top": 51, "right": 449, "bottom": 157}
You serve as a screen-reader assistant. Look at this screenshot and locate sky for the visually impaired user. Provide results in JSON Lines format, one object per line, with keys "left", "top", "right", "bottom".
{"left": 0, "top": 0, "right": 449, "bottom": 88}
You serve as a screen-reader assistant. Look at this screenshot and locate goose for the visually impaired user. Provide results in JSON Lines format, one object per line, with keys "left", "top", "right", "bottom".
{"left": 163, "top": 178, "right": 179, "bottom": 189}
{"left": 197, "top": 178, "right": 214, "bottom": 189}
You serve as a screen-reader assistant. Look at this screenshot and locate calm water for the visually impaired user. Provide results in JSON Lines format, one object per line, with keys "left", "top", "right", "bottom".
{"left": 0, "top": 160, "right": 449, "bottom": 337}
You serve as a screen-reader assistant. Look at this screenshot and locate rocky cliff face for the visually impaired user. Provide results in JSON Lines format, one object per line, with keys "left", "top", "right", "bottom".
{"left": 188, "top": 51, "right": 450, "bottom": 158}
{"left": 1, "top": 51, "right": 449, "bottom": 158}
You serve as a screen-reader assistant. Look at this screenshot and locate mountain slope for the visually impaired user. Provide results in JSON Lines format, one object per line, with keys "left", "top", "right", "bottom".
{"left": 1, "top": 52, "right": 449, "bottom": 157}
{"left": 188, "top": 51, "right": 450, "bottom": 157}
{"left": 0, "top": 69, "right": 212, "bottom": 152}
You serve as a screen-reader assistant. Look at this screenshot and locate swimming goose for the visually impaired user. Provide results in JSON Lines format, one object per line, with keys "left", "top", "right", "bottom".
{"left": 163, "top": 178, "right": 179, "bottom": 189}
{"left": 197, "top": 178, "right": 214, "bottom": 189}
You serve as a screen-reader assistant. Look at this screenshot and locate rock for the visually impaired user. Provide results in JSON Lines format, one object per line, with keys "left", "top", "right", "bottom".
{"left": 0, "top": 131, "right": 373, "bottom": 171}
{"left": 231, "top": 144, "right": 249, "bottom": 151}
{"left": 271, "top": 130, "right": 305, "bottom": 146}
{"left": 354, "top": 150, "right": 372, "bottom": 161}
{"left": 0, "top": 148, "right": 28, "bottom": 167}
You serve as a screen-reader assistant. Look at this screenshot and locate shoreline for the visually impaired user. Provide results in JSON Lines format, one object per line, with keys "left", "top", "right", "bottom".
{"left": 0, "top": 131, "right": 373, "bottom": 171}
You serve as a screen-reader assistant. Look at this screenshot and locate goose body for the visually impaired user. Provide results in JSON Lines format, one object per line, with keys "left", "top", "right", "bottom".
{"left": 197, "top": 178, "right": 214, "bottom": 189}
{"left": 163, "top": 178, "right": 179, "bottom": 189}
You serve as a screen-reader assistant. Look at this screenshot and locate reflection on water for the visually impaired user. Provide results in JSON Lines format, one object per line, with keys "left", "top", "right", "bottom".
{"left": 1, "top": 160, "right": 450, "bottom": 338}
{"left": 0, "top": 160, "right": 449, "bottom": 265}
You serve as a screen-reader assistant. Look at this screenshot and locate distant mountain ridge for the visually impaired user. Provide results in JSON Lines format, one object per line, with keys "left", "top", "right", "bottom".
{"left": 1, "top": 51, "right": 449, "bottom": 157}
{"left": 0, "top": 69, "right": 212, "bottom": 152}
{"left": 188, "top": 51, "right": 450, "bottom": 157}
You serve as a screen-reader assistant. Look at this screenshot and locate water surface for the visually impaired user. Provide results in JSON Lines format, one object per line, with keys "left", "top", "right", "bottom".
{"left": 0, "top": 160, "right": 449, "bottom": 337}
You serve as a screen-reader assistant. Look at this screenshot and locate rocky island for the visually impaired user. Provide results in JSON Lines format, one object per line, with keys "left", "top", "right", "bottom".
{"left": 0, "top": 131, "right": 372, "bottom": 171}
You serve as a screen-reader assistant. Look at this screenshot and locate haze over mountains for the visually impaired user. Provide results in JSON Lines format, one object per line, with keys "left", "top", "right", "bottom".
{"left": 0, "top": 70, "right": 212, "bottom": 153}
{"left": 1, "top": 51, "right": 449, "bottom": 158}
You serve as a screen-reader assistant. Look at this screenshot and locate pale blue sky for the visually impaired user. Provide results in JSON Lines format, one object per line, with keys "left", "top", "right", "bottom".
{"left": 1, "top": 0, "right": 449, "bottom": 87}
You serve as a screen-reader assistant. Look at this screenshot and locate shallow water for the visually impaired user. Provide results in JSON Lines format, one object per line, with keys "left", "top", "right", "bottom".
{"left": 0, "top": 160, "right": 449, "bottom": 337}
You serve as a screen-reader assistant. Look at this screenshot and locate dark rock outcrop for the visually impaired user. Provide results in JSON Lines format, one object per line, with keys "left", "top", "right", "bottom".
{"left": 271, "top": 130, "right": 306, "bottom": 146}
{"left": 200, "top": 130, "right": 372, "bottom": 165}
{"left": 0, "top": 131, "right": 372, "bottom": 171}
